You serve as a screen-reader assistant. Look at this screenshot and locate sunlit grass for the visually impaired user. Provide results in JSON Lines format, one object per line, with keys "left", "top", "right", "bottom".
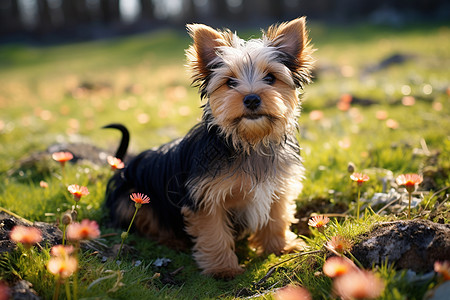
{"left": 0, "top": 21, "right": 448, "bottom": 299}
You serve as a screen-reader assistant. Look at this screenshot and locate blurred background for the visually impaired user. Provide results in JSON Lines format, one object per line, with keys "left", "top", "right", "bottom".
{"left": 1, "top": 0, "right": 450, "bottom": 43}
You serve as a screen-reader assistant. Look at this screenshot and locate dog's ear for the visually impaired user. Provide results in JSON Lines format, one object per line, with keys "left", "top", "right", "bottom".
{"left": 266, "top": 17, "right": 314, "bottom": 87}
{"left": 266, "top": 17, "right": 308, "bottom": 60}
{"left": 186, "top": 24, "right": 224, "bottom": 72}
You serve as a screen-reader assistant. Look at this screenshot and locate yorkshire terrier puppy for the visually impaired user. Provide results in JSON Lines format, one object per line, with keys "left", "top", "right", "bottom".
{"left": 106, "top": 17, "right": 314, "bottom": 278}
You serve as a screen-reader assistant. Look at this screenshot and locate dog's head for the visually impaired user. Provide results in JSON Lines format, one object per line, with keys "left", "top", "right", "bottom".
{"left": 186, "top": 17, "right": 314, "bottom": 150}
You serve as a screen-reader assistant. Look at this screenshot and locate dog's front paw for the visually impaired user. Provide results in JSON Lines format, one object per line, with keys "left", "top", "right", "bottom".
{"left": 283, "top": 237, "right": 307, "bottom": 253}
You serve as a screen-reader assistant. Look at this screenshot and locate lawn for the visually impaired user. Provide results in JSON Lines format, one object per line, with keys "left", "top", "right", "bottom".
{"left": 0, "top": 20, "right": 449, "bottom": 299}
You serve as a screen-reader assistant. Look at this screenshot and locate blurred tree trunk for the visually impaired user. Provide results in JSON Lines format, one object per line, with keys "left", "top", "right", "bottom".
{"left": 0, "top": 0, "right": 22, "bottom": 33}
{"left": 100, "top": 0, "right": 120, "bottom": 23}
{"left": 140, "top": 0, "right": 154, "bottom": 20}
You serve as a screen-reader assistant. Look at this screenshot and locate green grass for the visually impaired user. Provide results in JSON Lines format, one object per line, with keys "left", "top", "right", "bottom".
{"left": 0, "top": 21, "right": 449, "bottom": 299}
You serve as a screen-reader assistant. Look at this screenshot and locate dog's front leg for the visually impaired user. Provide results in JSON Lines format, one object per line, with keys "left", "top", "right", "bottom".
{"left": 181, "top": 206, "right": 244, "bottom": 278}
{"left": 249, "top": 192, "right": 306, "bottom": 254}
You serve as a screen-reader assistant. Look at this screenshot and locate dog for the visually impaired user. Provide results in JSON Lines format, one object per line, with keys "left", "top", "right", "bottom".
{"left": 105, "top": 17, "right": 314, "bottom": 278}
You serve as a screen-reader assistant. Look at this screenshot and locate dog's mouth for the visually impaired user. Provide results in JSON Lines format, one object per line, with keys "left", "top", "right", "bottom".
{"left": 244, "top": 114, "right": 264, "bottom": 120}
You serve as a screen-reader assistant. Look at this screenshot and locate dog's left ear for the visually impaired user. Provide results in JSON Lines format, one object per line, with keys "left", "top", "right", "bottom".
{"left": 266, "top": 17, "right": 314, "bottom": 86}
{"left": 266, "top": 17, "right": 308, "bottom": 59}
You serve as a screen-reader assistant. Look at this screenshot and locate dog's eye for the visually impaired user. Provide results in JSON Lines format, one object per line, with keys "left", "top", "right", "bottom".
{"left": 263, "top": 73, "right": 276, "bottom": 85}
{"left": 226, "top": 78, "right": 238, "bottom": 88}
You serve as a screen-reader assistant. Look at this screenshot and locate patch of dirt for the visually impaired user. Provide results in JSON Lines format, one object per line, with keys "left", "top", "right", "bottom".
{"left": 352, "top": 219, "right": 449, "bottom": 273}
{"left": 0, "top": 211, "right": 62, "bottom": 254}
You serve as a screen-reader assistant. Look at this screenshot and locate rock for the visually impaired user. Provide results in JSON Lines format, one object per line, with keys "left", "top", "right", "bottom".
{"left": 352, "top": 219, "right": 450, "bottom": 273}
{"left": 0, "top": 211, "right": 62, "bottom": 253}
{"left": 10, "top": 280, "right": 40, "bottom": 300}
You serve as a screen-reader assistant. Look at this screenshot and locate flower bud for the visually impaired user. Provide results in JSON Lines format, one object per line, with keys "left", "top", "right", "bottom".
{"left": 61, "top": 213, "right": 72, "bottom": 226}
{"left": 121, "top": 232, "right": 129, "bottom": 240}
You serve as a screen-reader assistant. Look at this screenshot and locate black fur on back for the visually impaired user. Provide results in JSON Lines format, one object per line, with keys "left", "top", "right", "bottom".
{"left": 105, "top": 123, "right": 236, "bottom": 238}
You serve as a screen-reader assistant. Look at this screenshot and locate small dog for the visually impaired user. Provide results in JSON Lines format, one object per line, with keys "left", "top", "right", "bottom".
{"left": 106, "top": 17, "right": 314, "bottom": 278}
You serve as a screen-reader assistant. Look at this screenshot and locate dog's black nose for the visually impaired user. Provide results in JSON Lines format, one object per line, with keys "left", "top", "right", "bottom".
{"left": 243, "top": 94, "right": 261, "bottom": 110}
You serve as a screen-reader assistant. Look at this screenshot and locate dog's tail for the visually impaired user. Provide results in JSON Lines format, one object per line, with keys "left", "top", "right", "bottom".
{"left": 103, "top": 123, "right": 130, "bottom": 161}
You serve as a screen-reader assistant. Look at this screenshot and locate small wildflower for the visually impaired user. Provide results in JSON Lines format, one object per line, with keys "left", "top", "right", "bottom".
{"left": 308, "top": 215, "right": 330, "bottom": 229}
{"left": 434, "top": 261, "right": 450, "bottom": 281}
{"left": 350, "top": 173, "right": 369, "bottom": 186}
{"left": 395, "top": 173, "right": 423, "bottom": 193}
{"left": 274, "top": 285, "right": 312, "bottom": 300}
{"left": 10, "top": 225, "right": 42, "bottom": 247}
{"left": 67, "top": 184, "right": 89, "bottom": 202}
{"left": 401, "top": 96, "right": 415, "bottom": 106}
{"left": 375, "top": 110, "right": 388, "bottom": 120}
{"left": 52, "top": 152, "right": 73, "bottom": 166}
{"left": 51, "top": 245, "right": 74, "bottom": 257}
{"left": 333, "top": 270, "right": 385, "bottom": 299}
{"left": 323, "top": 256, "right": 357, "bottom": 278}
{"left": 396, "top": 173, "right": 423, "bottom": 219}
{"left": 309, "top": 110, "right": 324, "bottom": 121}
{"left": 326, "top": 235, "right": 353, "bottom": 254}
{"left": 386, "top": 118, "right": 399, "bottom": 129}
{"left": 66, "top": 219, "right": 100, "bottom": 241}
{"left": 39, "top": 181, "right": 49, "bottom": 188}
{"left": 107, "top": 156, "right": 125, "bottom": 170}
{"left": 130, "top": 192, "right": 150, "bottom": 208}
{"left": 47, "top": 255, "right": 78, "bottom": 279}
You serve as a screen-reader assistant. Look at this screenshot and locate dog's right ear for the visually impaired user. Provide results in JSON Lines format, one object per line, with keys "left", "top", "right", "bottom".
{"left": 186, "top": 24, "right": 224, "bottom": 78}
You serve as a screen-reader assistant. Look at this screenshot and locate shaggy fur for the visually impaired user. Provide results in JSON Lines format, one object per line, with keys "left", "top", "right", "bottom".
{"left": 105, "top": 17, "right": 314, "bottom": 278}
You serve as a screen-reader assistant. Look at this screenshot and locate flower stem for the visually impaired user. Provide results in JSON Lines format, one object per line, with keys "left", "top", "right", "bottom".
{"left": 408, "top": 192, "right": 412, "bottom": 219}
{"left": 356, "top": 186, "right": 361, "bottom": 220}
{"left": 116, "top": 206, "right": 139, "bottom": 260}
{"left": 53, "top": 279, "right": 61, "bottom": 300}
{"left": 62, "top": 224, "right": 67, "bottom": 246}
{"left": 65, "top": 280, "right": 72, "bottom": 300}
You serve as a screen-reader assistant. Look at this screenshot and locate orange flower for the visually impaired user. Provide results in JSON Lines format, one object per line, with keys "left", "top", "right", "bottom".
{"left": 386, "top": 118, "right": 399, "bottom": 129}
{"left": 395, "top": 173, "right": 423, "bottom": 193}
{"left": 39, "top": 181, "right": 49, "bottom": 188}
{"left": 333, "top": 270, "right": 385, "bottom": 299}
{"left": 130, "top": 192, "right": 150, "bottom": 208}
{"left": 309, "top": 110, "right": 324, "bottom": 121}
{"left": 350, "top": 172, "right": 369, "bottom": 186}
{"left": 326, "top": 235, "right": 353, "bottom": 254}
{"left": 47, "top": 255, "right": 78, "bottom": 279}
{"left": 67, "top": 184, "right": 89, "bottom": 202}
{"left": 50, "top": 245, "right": 74, "bottom": 257}
{"left": 66, "top": 219, "right": 100, "bottom": 241}
{"left": 10, "top": 225, "right": 42, "bottom": 247}
{"left": 107, "top": 156, "right": 125, "bottom": 170}
{"left": 308, "top": 215, "right": 330, "bottom": 228}
{"left": 52, "top": 152, "right": 73, "bottom": 166}
{"left": 323, "top": 256, "right": 357, "bottom": 278}
{"left": 434, "top": 261, "right": 450, "bottom": 281}
{"left": 274, "top": 285, "right": 312, "bottom": 300}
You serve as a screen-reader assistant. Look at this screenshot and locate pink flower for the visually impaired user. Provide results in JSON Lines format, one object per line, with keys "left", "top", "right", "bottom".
{"left": 323, "top": 256, "right": 357, "bottom": 278}
{"left": 308, "top": 215, "right": 330, "bottom": 228}
{"left": 395, "top": 173, "right": 423, "bottom": 193}
{"left": 274, "top": 285, "right": 311, "bottom": 300}
{"left": 434, "top": 261, "right": 450, "bottom": 281}
{"left": 39, "top": 181, "right": 49, "bottom": 188}
{"left": 52, "top": 152, "right": 73, "bottom": 166}
{"left": 107, "top": 156, "right": 125, "bottom": 170}
{"left": 333, "top": 270, "right": 385, "bottom": 299}
{"left": 47, "top": 256, "right": 78, "bottom": 279}
{"left": 326, "top": 235, "right": 353, "bottom": 254}
{"left": 10, "top": 225, "right": 42, "bottom": 247}
{"left": 350, "top": 172, "right": 369, "bottom": 186}
{"left": 67, "top": 184, "right": 89, "bottom": 202}
{"left": 66, "top": 219, "right": 100, "bottom": 241}
{"left": 130, "top": 192, "right": 150, "bottom": 208}
{"left": 51, "top": 245, "right": 74, "bottom": 257}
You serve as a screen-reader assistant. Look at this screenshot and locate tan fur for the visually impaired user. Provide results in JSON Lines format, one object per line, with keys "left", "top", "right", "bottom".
{"left": 164, "top": 17, "right": 313, "bottom": 278}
